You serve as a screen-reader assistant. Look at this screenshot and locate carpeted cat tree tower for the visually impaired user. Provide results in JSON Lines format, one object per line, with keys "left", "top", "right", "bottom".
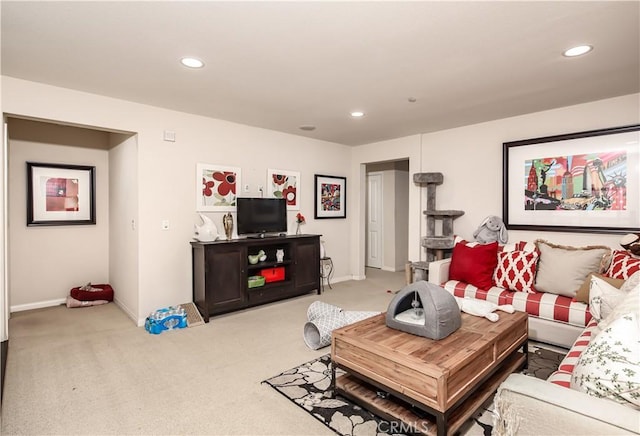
{"left": 408, "top": 172, "right": 464, "bottom": 282}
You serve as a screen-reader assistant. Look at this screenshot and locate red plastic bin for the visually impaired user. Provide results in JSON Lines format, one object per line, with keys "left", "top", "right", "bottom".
{"left": 259, "top": 267, "right": 285, "bottom": 283}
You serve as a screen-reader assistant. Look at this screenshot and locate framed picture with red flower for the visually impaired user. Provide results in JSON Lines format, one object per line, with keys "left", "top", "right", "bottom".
{"left": 196, "top": 163, "right": 241, "bottom": 212}
{"left": 267, "top": 168, "right": 300, "bottom": 211}
{"left": 314, "top": 174, "right": 346, "bottom": 219}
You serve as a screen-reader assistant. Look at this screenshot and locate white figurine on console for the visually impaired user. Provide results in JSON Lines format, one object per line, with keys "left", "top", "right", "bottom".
{"left": 194, "top": 213, "right": 219, "bottom": 242}
{"left": 454, "top": 296, "right": 514, "bottom": 322}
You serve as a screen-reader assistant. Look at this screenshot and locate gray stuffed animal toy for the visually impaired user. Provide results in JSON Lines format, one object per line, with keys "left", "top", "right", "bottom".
{"left": 473, "top": 215, "right": 508, "bottom": 244}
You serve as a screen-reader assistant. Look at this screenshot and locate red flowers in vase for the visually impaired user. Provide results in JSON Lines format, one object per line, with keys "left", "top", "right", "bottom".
{"left": 295, "top": 213, "right": 305, "bottom": 235}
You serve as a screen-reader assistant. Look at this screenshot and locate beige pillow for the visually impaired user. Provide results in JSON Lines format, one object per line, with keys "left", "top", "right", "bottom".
{"left": 534, "top": 240, "right": 611, "bottom": 298}
{"left": 575, "top": 273, "right": 624, "bottom": 303}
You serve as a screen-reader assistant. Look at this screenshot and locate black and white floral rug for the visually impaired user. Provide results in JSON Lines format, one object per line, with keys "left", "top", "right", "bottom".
{"left": 263, "top": 344, "right": 565, "bottom": 436}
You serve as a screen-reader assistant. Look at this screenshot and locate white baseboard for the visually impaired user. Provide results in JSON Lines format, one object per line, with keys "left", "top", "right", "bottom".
{"left": 11, "top": 298, "right": 66, "bottom": 313}
{"left": 10, "top": 297, "right": 142, "bottom": 328}
{"left": 323, "top": 275, "right": 360, "bottom": 283}
{"left": 112, "top": 298, "right": 141, "bottom": 326}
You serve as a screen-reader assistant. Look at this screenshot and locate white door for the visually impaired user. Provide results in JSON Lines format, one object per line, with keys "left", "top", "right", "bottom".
{"left": 366, "top": 172, "right": 383, "bottom": 268}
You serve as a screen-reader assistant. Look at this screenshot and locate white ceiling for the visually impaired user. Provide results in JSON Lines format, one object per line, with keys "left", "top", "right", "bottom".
{"left": 2, "top": 1, "right": 639, "bottom": 146}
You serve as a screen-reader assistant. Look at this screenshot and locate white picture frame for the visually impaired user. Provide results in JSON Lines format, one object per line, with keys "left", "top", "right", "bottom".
{"left": 267, "top": 168, "right": 300, "bottom": 211}
{"left": 196, "top": 163, "right": 241, "bottom": 212}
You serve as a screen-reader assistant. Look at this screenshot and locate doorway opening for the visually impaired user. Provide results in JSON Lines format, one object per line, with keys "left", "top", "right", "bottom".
{"left": 4, "top": 116, "right": 138, "bottom": 320}
{"left": 365, "top": 159, "right": 409, "bottom": 272}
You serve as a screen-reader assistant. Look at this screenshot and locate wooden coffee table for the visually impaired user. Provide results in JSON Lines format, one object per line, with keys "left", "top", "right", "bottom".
{"left": 331, "top": 311, "right": 528, "bottom": 436}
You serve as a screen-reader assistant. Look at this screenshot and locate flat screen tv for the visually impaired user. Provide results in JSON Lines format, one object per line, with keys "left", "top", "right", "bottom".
{"left": 236, "top": 197, "right": 287, "bottom": 237}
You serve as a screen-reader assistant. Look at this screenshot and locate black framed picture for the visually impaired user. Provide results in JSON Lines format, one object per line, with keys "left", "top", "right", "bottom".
{"left": 27, "top": 162, "right": 96, "bottom": 226}
{"left": 503, "top": 124, "right": 639, "bottom": 234}
{"left": 314, "top": 174, "right": 346, "bottom": 219}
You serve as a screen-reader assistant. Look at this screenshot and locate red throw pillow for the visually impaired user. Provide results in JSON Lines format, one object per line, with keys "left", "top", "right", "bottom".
{"left": 493, "top": 250, "right": 539, "bottom": 293}
{"left": 606, "top": 250, "right": 640, "bottom": 280}
{"left": 449, "top": 241, "right": 499, "bottom": 290}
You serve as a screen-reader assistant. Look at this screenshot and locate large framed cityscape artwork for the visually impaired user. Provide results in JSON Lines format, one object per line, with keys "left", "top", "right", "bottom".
{"left": 503, "top": 124, "right": 640, "bottom": 234}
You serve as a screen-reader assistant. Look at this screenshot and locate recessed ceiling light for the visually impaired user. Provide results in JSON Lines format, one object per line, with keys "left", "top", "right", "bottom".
{"left": 350, "top": 111, "right": 365, "bottom": 118}
{"left": 180, "top": 57, "right": 204, "bottom": 68}
{"left": 299, "top": 125, "right": 316, "bottom": 131}
{"left": 563, "top": 45, "right": 593, "bottom": 57}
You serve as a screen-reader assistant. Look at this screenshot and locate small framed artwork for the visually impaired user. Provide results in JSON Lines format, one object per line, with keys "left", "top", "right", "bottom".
{"left": 267, "top": 168, "right": 300, "bottom": 211}
{"left": 314, "top": 174, "right": 347, "bottom": 219}
{"left": 503, "top": 124, "right": 640, "bottom": 234}
{"left": 27, "top": 162, "right": 96, "bottom": 226}
{"left": 197, "top": 163, "right": 241, "bottom": 212}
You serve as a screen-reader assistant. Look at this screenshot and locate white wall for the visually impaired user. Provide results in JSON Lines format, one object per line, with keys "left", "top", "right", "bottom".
{"left": 351, "top": 135, "right": 422, "bottom": 279}
{"left": 1, "top": 6, "right": 7, "bottom": 340}
{"left": 382, "top": 171, "right": 395, "bottom": 270}
{"left": 1, "top": 118, "right": 7, "bottom": 344}
{"left": 2, "top": 76, "right": 352, "bottom": 325}
{"left": 108, "top": 133, "right": 139, "bottom": 321}
{"left": 352, "top": 94, "right": 639, "bottom": 271}
{"left": 7, "top": 119, "right": 111, "bottom": 309}
{"left": 378, "top": 167, "right": 409, "bottom": 272}
{"left": 420, "top": 94, "right": 640, "bottom": 250}
{"left": 2, "top": 75, "right": 637, "bottom": 326}
{"left": 393, "top": 169, "right": 409, "bottom": 270}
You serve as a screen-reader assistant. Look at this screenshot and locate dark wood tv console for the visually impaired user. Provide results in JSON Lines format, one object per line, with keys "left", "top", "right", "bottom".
{"left": 191, "top": 234, "right": 321, "bottom": 322}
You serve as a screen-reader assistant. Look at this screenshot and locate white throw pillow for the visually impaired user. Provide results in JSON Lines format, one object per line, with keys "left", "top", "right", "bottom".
{"left": 589, "top": 275, "right": 627, "bottom": 323}
{"left": 598, "top": 281, "right": 640, "bottom": 331}
{"left": 620, "top": 270, "right": 640, "bottom": 293}
{"left": 570, "top": 311, "right": 640, "bottom": 409}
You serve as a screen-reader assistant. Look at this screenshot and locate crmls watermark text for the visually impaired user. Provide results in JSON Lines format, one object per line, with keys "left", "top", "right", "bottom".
{"left": 377, "top": 421, "right": 431, "bottom": 434}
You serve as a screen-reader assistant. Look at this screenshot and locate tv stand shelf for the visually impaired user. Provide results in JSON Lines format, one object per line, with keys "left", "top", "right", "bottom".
{"left": 247, "top": 259, "right": 292, "bottom": 271}
{"left": 191, "top": 234, "right": 321, "bottom": 322}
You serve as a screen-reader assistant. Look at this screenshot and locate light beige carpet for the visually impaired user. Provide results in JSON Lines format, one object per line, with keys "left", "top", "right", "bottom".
{"left": 1, "top": 268, "right": 406, "bottom": 435}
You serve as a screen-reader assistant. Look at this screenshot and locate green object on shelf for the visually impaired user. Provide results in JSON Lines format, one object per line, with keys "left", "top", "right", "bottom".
{"left": 248, "top": 275, "right": 266, "bottom": 288}
{"left": 248, "top": 249, "right": 266, "bottom": 265}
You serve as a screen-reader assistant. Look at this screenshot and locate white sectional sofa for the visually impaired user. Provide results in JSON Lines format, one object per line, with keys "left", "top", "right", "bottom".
{"left": 428, "top": 239, "right": 601, "bottom": 348}
{"left": 428, "top": 238, "right": 640, "bottom": 435}
{"left": 493, "top": 314, "right": 639, "bottom": 435}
